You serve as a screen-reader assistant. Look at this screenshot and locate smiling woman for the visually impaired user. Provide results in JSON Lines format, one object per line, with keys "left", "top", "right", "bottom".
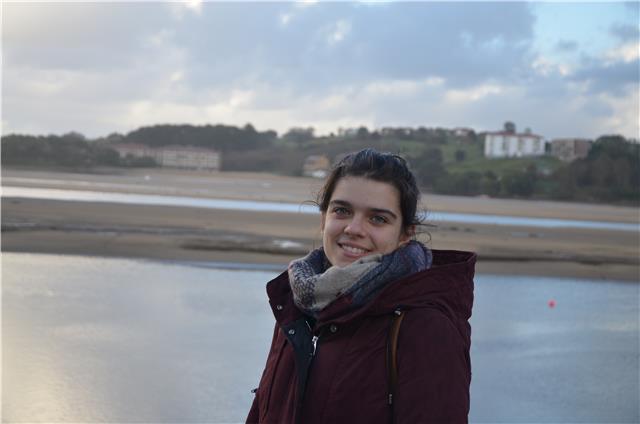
{"left": 247, "top": 149, "right": 477, "bottom": 424}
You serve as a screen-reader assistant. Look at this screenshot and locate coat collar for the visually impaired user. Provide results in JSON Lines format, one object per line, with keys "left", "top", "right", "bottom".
{"left": 267, "top": 249, "right": 476, "bottom": 329}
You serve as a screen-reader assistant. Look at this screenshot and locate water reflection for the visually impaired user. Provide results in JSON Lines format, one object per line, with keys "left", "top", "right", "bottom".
{"left": 2, "top": 253, "right": 638, "bottom": 422}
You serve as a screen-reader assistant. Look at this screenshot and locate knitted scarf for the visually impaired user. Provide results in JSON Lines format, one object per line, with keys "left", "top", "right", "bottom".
{"left": 288, "top": 240, "right": 433, "bottom": 318}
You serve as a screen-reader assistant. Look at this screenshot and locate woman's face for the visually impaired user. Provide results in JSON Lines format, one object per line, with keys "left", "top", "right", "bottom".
{"left": 321, "top": 176, "right": 411, "bottom": 267}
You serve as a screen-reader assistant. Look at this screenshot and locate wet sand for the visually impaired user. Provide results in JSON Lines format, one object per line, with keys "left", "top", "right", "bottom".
{"left": 2, "top": 168, "right": 639, "bottom": 281}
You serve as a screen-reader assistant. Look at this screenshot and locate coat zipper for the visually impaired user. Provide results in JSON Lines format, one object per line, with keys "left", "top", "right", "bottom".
{"left": 295, "top": 322, "right": 322, "bottom": 424}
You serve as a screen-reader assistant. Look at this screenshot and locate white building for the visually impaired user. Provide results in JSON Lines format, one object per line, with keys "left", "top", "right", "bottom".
{"left": 157, "top": 145, "right": 220, "bottom": 170}
{"left": 484, "top": 130, "right": 545, "bottom": 158}
{"left": 112, "top": 144, "right": 220, "bottom": 170}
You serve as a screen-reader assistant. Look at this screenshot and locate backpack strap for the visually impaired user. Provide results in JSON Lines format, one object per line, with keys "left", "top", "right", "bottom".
{"left": 386, "top": 309, "right": 405, "bottom": 421}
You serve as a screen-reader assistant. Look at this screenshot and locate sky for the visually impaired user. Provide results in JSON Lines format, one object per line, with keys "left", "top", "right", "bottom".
{"left": 2, "top": 1, "right": 639, "bottom": 140}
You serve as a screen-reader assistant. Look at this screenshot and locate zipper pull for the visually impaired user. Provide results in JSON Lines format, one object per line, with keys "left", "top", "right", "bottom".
{"left": 311, "top": 335, "right": 319, "bottom": 356}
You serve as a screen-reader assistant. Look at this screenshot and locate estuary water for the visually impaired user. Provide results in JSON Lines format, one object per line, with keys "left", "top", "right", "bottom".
{"left": 2, "top": 185, "right": 638, "bottom": 231}
{"left": 2, "top": 253, "right": 639, "bottom": 423}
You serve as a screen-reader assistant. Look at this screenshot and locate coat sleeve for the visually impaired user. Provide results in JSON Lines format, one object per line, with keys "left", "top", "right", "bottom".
{"left": 394, "top": 309, "right": 471, "bottom": 424}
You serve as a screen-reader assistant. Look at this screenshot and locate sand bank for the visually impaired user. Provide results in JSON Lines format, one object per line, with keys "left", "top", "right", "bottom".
{"left": 2, "top": 168, "right": 638, "bottom": 281}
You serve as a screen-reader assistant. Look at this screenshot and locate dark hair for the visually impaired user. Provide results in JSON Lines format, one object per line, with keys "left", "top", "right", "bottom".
{"left": 317, "top": 148, "right": 422, "bottom": 235}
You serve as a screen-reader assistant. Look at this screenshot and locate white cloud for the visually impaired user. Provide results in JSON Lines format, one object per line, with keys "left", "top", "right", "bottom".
{"left": 532, "top": 56, "right": 571, "bottom": 76}
{"left": 145, "top": 29, "right": 175, "bottom": 49}
{"left": 326, "top": 20, "right": 352, "bottom": 45}
{"left": 444, "top": 84, "right": 505, "bottom": 103}
{"left": 604, "top": 42, "right": 640, "bottom": 64}
{"left": 125, "top": 101, "right": 207, "bottom": 128}
{"left": 481, "top": 36, "right": 506, "bottom": 52}
{"left": 184, "top": 0, "right": 203, "bottom": 14}
{"left": 317, "top": 93, "right": 350, "bottom": 111}
{"left": 2, "top": 2, "right": 637, "bottom": 141}
{"left": 597, "top": 92, "right": 640, "bottom": 138}
{"left": 279, "top": 13, "right": 293, "bottom": 26}
{"left": 363, "top": 77, "right": 444, "bottom": 97}
{"left": 295, "top": 1, "right": 319, "bottom": 9}
{"left": 228, "top": 90, "right": 256, "bottom": 108}
{"left": 170, "top": 71, "right": 184, "bottom": 83}
{"left": 168, "top": 1, "right": 203, "bottom": 20}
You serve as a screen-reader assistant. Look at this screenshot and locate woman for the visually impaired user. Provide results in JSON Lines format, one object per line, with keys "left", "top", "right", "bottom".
{"left": 247, "top": 149, "right": 475, "bottom": 423}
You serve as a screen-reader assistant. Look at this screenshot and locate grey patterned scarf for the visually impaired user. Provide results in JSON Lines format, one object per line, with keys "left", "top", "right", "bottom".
{"left": 288, "top": 240, "right": 432, "bottom": 317}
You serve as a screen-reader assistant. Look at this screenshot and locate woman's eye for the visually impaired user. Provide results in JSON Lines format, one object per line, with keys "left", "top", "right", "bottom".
{"left": 370, "top": 215, "right": 388, "bottom": 224}
{"left": 333, "top": 207, "right": 350, "bottom": 216}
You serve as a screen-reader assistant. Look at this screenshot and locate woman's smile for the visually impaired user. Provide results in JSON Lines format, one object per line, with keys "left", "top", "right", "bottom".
{"left": 337, "top": 241, "right": 371, "bottom": 257}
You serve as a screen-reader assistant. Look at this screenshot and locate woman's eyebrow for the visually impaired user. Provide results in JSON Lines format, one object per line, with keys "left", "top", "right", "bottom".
{"left": 370, "top": 208, "right": 398, "bottom": 220}
{"left": 330, "top": 199, "right": 398, "bottom": 220}
{"left": 329, "top": 199, "right": 352, "bottom": 208}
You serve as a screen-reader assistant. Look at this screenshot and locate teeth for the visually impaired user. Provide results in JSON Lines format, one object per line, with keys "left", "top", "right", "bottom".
{"left": 341, "top": 244, "right": 367, "bottom": 255}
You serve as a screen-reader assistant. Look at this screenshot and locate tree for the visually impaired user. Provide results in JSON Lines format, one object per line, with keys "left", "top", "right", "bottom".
{"left": 356, "top": 126, "right": 370, "bottom": 140}
{"left": 433, "top": 128, "right": 448, "bottom": 144}
{"left": 504, "top": 121, "right": 516, "bottom": 134}
{"left": 480, "top": 171, "right": 500, "bottom": 196}
{"left": 283, "top": 127, "right": 314, "bottom": 144}
{"left": 588, "top": 135, "right": 630, "bottom": 160}
{"left": 434, "top": 172, "right": 482, "bottom": 196}
{"left": 414, "top": 148, "right": 446, "bottom": 188}
{"left": 92, "top": 146, "right": 120, "bottom": 166}
{"left": 501, "top": 167, "right": 536, "bottom": 198}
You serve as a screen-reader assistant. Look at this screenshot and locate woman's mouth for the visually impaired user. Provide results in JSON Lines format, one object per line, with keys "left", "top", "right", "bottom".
{"left": 338, "top": 243, "right": 370, "bottom": 256}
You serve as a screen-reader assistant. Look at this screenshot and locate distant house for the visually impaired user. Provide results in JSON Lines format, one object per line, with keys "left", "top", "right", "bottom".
{"left": 112, "top": 144, "right": 220, "bottom": 170}
{"left": 550, "top": 138, "right": 592, "bottom": 162}
{"left": 484, "top": 124, "right": 545, "bottom": 158}
{"left": 303, "top": 155, "right": 330, "bottom": 178}
{"left": 453, "top": 127, "right": 474, "bottom": 138}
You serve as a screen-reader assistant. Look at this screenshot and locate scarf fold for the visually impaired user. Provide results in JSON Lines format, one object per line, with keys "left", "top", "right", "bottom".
{"left": 288, "top": 240, "right": 432, "bottom": 318}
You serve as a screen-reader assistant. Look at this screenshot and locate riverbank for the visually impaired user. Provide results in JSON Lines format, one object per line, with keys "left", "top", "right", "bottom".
{"left": 2, "top": 168, "right": 639, "bottom": 281}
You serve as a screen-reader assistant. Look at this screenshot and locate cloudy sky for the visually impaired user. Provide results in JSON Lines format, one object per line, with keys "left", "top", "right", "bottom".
{"left": 2, "top": 1, "right": 639, "bottom": 140}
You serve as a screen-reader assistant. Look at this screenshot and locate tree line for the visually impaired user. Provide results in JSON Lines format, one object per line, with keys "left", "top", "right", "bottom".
{"left": 1, "top": 125, "right": 638, "bottom": 205}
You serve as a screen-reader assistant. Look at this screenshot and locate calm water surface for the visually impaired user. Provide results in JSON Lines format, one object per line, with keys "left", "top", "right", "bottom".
{"left": 3, "top": 185, "right": 638, "bottom": 231}
{"left": 2, "top": 253, "right": 638, "bottom": 423}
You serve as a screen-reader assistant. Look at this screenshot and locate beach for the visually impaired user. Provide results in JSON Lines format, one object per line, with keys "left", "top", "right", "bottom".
{"left": 2, "top": 167, "right": 639, "bottom": 281}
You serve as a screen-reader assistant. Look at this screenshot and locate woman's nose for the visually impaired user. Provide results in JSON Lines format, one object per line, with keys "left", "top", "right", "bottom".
{"left": 344, "top": 216, "right": 365, "bottom": 237}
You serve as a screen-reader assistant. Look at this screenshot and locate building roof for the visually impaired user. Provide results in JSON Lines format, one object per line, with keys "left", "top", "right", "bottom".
{"left": 485, "top": 131, "right": 543, "bottom": 138}
{"left": 160, "top": 145, "right": 219, "bottom": 153}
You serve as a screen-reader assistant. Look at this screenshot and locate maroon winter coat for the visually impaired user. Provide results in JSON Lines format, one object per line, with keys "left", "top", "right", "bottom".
{"left": 247, "top": 249, "right": 475, "bottom": 424}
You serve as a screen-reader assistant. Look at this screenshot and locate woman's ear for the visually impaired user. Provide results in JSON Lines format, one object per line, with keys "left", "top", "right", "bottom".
{"left": 399, "top": 225, "right": 415, "bottom": 245}
{"left": 320, "top": 212, "right": 326, "bottom": 232}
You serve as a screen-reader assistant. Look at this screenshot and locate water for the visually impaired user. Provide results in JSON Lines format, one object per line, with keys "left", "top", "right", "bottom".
{"left": 2, "top": 253, "right": 639, "bottom": 423}
{"left": 3, "top": 186, "right": 638, "bottom": 232}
